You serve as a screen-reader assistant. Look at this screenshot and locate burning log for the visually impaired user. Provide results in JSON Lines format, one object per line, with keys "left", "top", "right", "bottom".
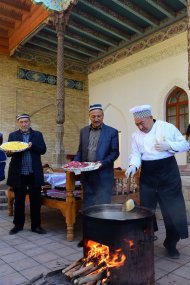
{"left": 74, "top": 268, "right": 107, "bottom": 285}
{"left": 85, "top": 261, "right": 106, "bottom": 276}
{"left": 72, "top": 263, "right": 94, "bottom": 278}
{"left": 64, "top": 258, "right": 108, "bottom": 283}
{"left": 65, "top": 264, "right": 82, "bottom": 278}
{"left": 62, "top": 258, "right": 83, "bottom": 274}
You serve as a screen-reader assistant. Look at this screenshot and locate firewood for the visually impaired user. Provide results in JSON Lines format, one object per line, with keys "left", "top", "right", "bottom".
{"left": 85, "top": 261, "right": 106, "bottom": 276}
{"left": 65, "top": 264, "right": 81, "bottom": 278}
{"left": 62, "top": 258, "right": 83, "bottom": 274}
{"left": 72, "top": 263, "right": 94, "bottom": 278}
{"left": 74, "top": 268, "right": 107, "bottom": 285}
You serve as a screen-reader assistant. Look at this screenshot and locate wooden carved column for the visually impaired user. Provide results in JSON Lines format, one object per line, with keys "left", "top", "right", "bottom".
{"left": 53, "top": 2, "right": 77, "bottom": 167}
{"left": 53, "top": 11, "right": 67, "bottom": 167}
{"left": 188, "top": 0, "right": 190, "bottom": 89}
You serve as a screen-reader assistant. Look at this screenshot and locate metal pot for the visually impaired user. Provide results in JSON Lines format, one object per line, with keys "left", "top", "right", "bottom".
{"left": 82, "top": 204, "right": 154, "bottom": 248}
{"left": 82, "top": 203, "right": 153, "bottom": 220}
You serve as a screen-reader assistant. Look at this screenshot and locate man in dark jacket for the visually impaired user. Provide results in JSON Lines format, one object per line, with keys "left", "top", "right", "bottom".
{"left": 74, "top": 104, "right": 120, "bottom": 209}
{"left": 74, "top": 104, "right": 119, "bottom": 247}
{"left": 7, "top": 114, "right": 47, "bottom": 235}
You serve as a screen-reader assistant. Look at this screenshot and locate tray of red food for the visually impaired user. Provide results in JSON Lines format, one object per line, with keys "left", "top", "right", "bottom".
{"left": 62, "top": 161, "right": 101, "bottom": 173}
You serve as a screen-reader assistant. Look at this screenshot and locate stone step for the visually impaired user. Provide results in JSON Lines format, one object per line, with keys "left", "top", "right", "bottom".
{"left": 0, "top": 189, "right": 6, "bottom": 196}
{"left": 0, "top": 188, "right": 8, "bottom": 210}
{"left": 0, "top": 203, "right": 8, "bottom": 210}
{"left": 179, "top": 164, "right": 190, "bottom": 176}
{"left": 0, "top": 184, "right": 7, "bottom": 191}
{"left": 0, "top": 196, "right": 8, "bottom": 203}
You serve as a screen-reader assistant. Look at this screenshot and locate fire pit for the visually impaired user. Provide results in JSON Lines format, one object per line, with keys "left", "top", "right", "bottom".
{"left": 82, "top": 204, "right": 155, "bottom": 285}
{"left": 42, "top": 204, "right": 154, "bottom": 285}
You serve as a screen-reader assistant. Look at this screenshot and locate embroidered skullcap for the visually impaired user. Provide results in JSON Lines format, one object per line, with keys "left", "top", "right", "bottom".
{"left": 89, "top": 104, "right": 103, "bottom": 112}
{"left": 130, "top": 105, "right": 152, "bottom": 118}
{"left": 16, "top": 113, "right": 30, "bottom": 120}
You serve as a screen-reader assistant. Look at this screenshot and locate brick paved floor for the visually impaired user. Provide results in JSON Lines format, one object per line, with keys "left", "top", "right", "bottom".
{"left": 0, "top": 206, "right": 190, "bottom": 285}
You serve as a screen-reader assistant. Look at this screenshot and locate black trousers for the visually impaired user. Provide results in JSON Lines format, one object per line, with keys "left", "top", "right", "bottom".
{"left": 140, "top": 156, "right": 188, "bottom": 244}
{"left": 13, "top": 174, "right": 42, "bottom": 229}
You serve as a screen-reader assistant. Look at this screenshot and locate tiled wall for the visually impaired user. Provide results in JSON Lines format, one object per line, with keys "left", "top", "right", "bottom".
{"left": 0, "top": 54, "right": 89, "bottom": 165}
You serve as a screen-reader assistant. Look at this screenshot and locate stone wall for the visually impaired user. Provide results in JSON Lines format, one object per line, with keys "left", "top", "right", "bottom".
{"left": 0, "top": 54, "right": 89, "bottom": 166}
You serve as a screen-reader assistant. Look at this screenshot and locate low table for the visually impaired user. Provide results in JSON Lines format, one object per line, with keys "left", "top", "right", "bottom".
{"left": 7, "top": 171, "right": 82, "bottom": 241}
{"left": 44, "top": 172, "right": 80, "bottom": 188}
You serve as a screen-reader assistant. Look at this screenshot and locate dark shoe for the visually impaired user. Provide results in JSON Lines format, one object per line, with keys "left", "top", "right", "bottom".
{"left": 77, "top": 240, "right": 84, "bottom": 247}
{"left": 31, "top": 226, "right": 47, "bottom": 234}
{"left": 9, "top": 226, "right": 23, "bottom": 235}
{"left": 163, "top": 241, "right": 180, "bottom": 259}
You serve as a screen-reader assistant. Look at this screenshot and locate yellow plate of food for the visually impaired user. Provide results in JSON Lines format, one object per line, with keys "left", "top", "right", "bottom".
{"left": 0, "top": 141, "right": 29, "bottom": 152}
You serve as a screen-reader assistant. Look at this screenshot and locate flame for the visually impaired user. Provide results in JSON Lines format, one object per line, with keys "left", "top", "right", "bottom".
{"left": 128, "top": 240, "right": 134, "bottom": 248}
{"left": 85, "top": 240, "right": 126, "bottom": 268}
{"left": 123, "top": 239, "right": 134, "bottom": 249}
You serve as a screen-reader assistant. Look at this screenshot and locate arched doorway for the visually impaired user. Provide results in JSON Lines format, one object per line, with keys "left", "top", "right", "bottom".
{"left": 166, "top": 87, "right": 188, "bottom": 135}
{"left": 166, "top": 87, "right": 189, "bottom": 163}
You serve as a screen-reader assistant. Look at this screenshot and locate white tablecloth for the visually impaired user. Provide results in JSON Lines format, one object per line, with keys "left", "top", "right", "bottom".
{"left": 44, "top": 172, "right": 80, "bottom": 188}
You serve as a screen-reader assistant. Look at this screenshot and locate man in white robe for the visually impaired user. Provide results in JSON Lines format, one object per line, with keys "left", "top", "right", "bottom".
{"left": 126, "top": 105, "right": 189, "bottom": 259}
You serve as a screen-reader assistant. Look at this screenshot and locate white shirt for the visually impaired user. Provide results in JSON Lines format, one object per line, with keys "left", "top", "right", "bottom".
{"left": 129, "top": 120, "right": 189, "bottom": 169}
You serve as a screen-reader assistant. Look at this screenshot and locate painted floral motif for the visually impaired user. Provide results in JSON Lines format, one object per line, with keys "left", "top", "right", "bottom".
{"left": 33, "top": 0, "right": 74, "bottom": 11}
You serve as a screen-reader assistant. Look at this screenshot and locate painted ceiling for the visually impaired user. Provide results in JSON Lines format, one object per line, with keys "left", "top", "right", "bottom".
{"left": 0, "top": 0, "right": 188, "bottom": 73}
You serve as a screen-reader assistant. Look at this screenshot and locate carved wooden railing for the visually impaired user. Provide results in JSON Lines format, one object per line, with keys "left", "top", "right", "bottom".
{"left": 112, "top": 169, "right": 140, "bottom": 205}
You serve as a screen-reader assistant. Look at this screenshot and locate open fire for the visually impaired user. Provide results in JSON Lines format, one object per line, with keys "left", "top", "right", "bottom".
{"left": 44, "top": 205, "right": 154, "bottom": 285}
{"left": 62, "top": 239, "right": 134, "bottom": 284}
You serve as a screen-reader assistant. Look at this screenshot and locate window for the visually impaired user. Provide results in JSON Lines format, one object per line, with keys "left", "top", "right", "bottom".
{"left": 166, "top": 87, "right": 188, "bottom": 134}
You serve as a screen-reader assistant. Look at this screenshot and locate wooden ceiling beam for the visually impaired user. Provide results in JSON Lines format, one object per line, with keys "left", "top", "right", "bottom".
{"left": 0, "top": 38, "right": 8, "bottom": 46}
{"left": 0, "top": 8, "right": 22, "bottom": 22}
{"left": 69, "top": 19, "right": 118, "bottom": 47}
{"left": 80, "top": 0, "right": 144, "bottom": 34}
{"left": 0, "top": 44, "right": 9, "bottom": 55}
{"left": 9, "top": 5, "right": 49, "bottom": 54}
{"left": 0, "top": 18, "right": 15, "bottom": 29}
{"left": 178, "top": 0, "right": 187, "bottom": 6}
{"left": 0, "top": 0, "right": 31, "bottom": 13}
{"left": 146, "top": 0, "right": 175, "bottom": 19}
{"left": 0, "top": 27, "right": 8, "bottom": 37}
{"left": 72, "top": 8, "right": 129, "bottom": 41}
{"left": 44, "top": 26, "right": 107, "bottom": 52}
{"left": 112, "top": 0, "right": 159, "bottom": 27}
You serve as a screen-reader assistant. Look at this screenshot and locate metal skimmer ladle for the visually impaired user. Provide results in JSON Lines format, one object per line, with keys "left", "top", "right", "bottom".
{"left": 122, "top": 176, "right": 135, "bottom": 212}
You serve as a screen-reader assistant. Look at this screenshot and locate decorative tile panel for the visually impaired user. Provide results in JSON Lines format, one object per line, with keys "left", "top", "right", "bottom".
{"left": 17, "top": 68, "right": 84, "bottom": 90}
{"left": 18, "top": 68, "right": 56, "bottom": 85}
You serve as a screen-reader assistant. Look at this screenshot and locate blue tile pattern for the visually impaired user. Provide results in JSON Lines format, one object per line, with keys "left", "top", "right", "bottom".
{"left": 18, "top": 68, "right": 84, "bottom": 90}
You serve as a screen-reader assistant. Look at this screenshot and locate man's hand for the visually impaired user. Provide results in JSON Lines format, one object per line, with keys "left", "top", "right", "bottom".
{"left": 155, "top": 141, "right": 171, "bottom": 152}
{"left": 5, "top": 150, "right": 13, "bottom": 156}
{"left": 27, "top": 142, "right": 32, "bottom": 149}
{"left": 125, "top": 165, "right": 137, "bottom": 178}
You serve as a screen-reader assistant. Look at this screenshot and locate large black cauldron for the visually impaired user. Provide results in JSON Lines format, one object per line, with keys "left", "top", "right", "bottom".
{"left": 82, "top": 204, "right": 155, "bottom": 285}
